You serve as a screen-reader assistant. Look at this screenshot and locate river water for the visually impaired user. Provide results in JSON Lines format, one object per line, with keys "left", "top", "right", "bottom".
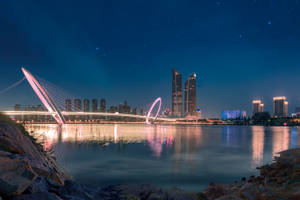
{"left": 25, "top": 124, "right": 300, "bottom": 191}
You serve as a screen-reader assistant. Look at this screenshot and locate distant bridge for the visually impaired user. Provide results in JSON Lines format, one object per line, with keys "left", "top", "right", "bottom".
{"left": 3, "top": 110, "right": 175, "bottom": 123}
{"left": 0, "top": 68, "right": 168, "bottom": 125}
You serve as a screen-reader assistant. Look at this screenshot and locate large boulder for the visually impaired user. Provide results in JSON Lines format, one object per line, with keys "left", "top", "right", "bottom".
{"left": 0, "top": 122, "right": 70, "bottom": 197}
{"left": 58, "top": 180, "right": 98, "bottom": 200}
{"left": 0, "top": 123, "right": 70, "bottom": 185}
{"left": 0, "top": 151, "right": 37, "bottom": 195}
{"left": 10, "top": 192, "right": 62, "bottom": 200}
{"left": 94, "top": 184, "right": 199, "bottom": 200}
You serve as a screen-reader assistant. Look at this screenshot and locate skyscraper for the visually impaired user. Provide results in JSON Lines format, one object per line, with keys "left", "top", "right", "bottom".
{"left": 65, "top": 99, "right": 72, "bottom": 111}
{"left": 132, "top": 108, "right": 138, "bottom": 115}
{"left": 119, "top": 101, "right": 130, "bottom": 113}
{"left": 14, "top": 104, "right": 21, "bottom": 111}
{"left": 140, "top": 108, "right": 145, "bottom": 116}
{"left": 273, "top": 96, "right": 288, "bottom": 117}
{"left": 83, "top": 99, "right": 90, "bottom": 112}
{"left": 74, "top": 99, "right": 82, "bottom": 112}
{"left": 184, "top": 73, "right": 197, "bottom": 116}
{"left": 295, "top": 107, "right": 300, "bottom": 117}
{"left": 252, "top": 100, "right": 264, "bottom": 115}
{"left": 100, "top": 98, "right": 106, "bottom": 112}
{"left": 92, "top": 99, "right": 98, "bottom": 112}
{"left": 14, "top": 104, "right": 22, "bottom": 121}
{"left": 172, "top": 69, "right": 183, "bottom": 117}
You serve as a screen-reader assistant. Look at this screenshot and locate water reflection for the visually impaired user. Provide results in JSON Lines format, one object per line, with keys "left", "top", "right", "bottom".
{"left": 221, "top": 126, "right": 247, "bottom": 147}
{"left": 271, "top": 127, "right": 290, "bottom": 157}
{"left": 24, "top": 124, "right": 300, "bottom": 191}
{"left": 291, "top": 128, "right": 298, "bottom": 148}
{"left": 251, "top": 126, "right": 264, "bottom": 168}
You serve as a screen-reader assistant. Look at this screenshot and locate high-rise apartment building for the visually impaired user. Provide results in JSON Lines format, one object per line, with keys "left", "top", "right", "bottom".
{"left": 14, "top": 104, "right": 21, "bottom": 111}
{"left": 184, "top": 73, "right": 197, "bottom": 116}
{"left": 273, "top": 96, "right": 288, "bottom": 117}
{"left": 83, "top": 99, "right": 90, "bottom": 112}
{"left": 140, "top": 108, "right": 145, "bottom": 116}
{"left": 132, "top": 108, "right": 138, "bottom": 115}
{"left": 14, "top": 104, "right": 22, "bottom": 121}
{"left": 252, "top": 100, "right": 264, "bottom": 115}
{"left": 100, "top": 98, "right": 106, "bottom": 112}
{"left": 92, "top": 99, "right": 98, "bottom": 112}
{"left": 74, "top": 99, "right": 82, "bottom": 112}
{"left": 172, "top": 69, "right": 183, "bottom": 117}
{"left": 65, "top": 99, "right": 72, "bottom": 111}
{"left": 109, "top": 106, "right": 118, "bottom": 113}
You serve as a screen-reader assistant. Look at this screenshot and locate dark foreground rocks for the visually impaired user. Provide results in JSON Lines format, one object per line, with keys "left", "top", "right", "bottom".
{"left": 203, "top": 148, "right": 300, "bottom": 200}
{"left": 10, "top": 180, "right": 199, "bottom": 200}
{"left": 0, "top": 122, "right": 70, "bottom": 197}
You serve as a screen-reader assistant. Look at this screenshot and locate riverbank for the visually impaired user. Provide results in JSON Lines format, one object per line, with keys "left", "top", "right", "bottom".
{"left": 202, "top": 148, "right": 300, "bottom": 199}
{"left": 0, "top": 115, "right": 299, "bottom": 199}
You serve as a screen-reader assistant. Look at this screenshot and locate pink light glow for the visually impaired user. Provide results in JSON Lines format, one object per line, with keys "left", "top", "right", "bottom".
{"left": 21, "top": 68, "right": 66, "bottom": 124}
{"left": 146, "top": 97, "right": 162, "bottom": 124}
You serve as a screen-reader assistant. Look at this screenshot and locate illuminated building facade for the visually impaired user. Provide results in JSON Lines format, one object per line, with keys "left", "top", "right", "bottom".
{"left": 74, "top": 99, "right": 82, "bottom": 112}
{"left": 83, "top": 99, "right": 90, "bottom": 112}
{"left": 273, "top": 96, "right": 288, "bottom": 117}
{"left": 132, "top": 108, "right": 138, "bottom": 115}
{"left": 100, "top": 98, "right": 106, "bottom": 112}
{"left": 14, "top": 104, "right": 22, "bottom": 121}
{"left": 184, "top": 73, "right": 197, "bottom": 116}
{"left": 140, "top": 108, "right": 145, "bottom": 116}
{"left": 119, "top": 101, "right": 131, "bottom": 113}
{"left": 109, "top": 106, "right": 118, "bottom": 113}
{"left": 221, "top": 110, "right": 247, "bottom": 120}
{"left": 14, "top": 104, "right": 21, "bottom": 111}
{"left": 92, "top": 99, "right": 98, "bottom": 112}
{"left": 172, "top": 69, "right": 183, "bottom": 117}
{"left": 252, "top": 100, "right": 264, "bottom": 115}
{"left": 65, "top": 99, "right": 72, "bottom": 111}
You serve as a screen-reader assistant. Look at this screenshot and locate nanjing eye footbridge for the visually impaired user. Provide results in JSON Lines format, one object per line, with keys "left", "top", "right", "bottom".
{"left": 1, "top": 68, "right": 175, "bottom": 124}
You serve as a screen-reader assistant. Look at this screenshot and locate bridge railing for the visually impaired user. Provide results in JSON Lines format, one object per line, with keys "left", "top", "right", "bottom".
{"left": 2, "top": 111, "right": 176, "bottom": 122}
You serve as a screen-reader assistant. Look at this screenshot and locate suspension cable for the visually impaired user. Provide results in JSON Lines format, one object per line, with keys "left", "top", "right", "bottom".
{"left": 0, "top": 77, "right": 26, "bottom": 95}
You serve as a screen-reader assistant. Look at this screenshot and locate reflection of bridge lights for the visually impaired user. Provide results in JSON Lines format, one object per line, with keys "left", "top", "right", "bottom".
{"left": 114, "top": 124, "right": 118, "bottom": 143}
{"left": 146, "top": 97, "right": 162, "bottom": 124}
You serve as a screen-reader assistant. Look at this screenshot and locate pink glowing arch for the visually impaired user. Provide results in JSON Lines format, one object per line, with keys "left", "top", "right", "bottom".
{"left": 146, "top": 97, "right": 162, "bottom": 124}
{"left": 21, "top": 68, "right": 66, "bottom": 124}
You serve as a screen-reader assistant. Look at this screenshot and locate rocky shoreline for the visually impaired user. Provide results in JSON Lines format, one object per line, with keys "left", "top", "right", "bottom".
{"left": 0, "top": 118, "right": 299, "bottom": 199}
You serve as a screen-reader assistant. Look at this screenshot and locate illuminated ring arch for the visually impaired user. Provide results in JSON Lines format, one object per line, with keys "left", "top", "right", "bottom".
{"left": 21, "top": 67, "right": 66, "bottom": 124}
{"left": 146, "top": 97, "right": 162, "bottom": 124}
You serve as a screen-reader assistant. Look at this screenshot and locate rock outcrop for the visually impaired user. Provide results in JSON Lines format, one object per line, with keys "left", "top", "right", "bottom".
{"left": 0, "top": 122, "right": 70, "bottom": 197}
{"left": 203, "top": 148, "right": 300, "bottom": 200}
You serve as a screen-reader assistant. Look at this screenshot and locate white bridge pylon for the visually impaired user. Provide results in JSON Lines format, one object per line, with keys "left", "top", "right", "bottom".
{"left": 21, "top": 67, "right": 66, "bottom": 124}
{"left": 146, "top": 97, "right": 162, "bottom": 124}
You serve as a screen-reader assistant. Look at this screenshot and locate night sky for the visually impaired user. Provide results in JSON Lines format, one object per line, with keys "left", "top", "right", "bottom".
{"left": 1, "top": 0, "right": 300, "bottom": 118}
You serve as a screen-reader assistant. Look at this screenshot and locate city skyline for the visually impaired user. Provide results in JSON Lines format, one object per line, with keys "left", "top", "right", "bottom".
{"left": 1, "top": 1, "right": 300, "bottom": 117}
{"left": 3, "top": 68, "right": 300, "bottom": 118}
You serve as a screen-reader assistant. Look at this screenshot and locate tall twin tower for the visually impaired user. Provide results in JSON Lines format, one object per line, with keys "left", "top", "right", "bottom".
{"left": 172, "top": 69, "right": 197, "bottom": 117}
